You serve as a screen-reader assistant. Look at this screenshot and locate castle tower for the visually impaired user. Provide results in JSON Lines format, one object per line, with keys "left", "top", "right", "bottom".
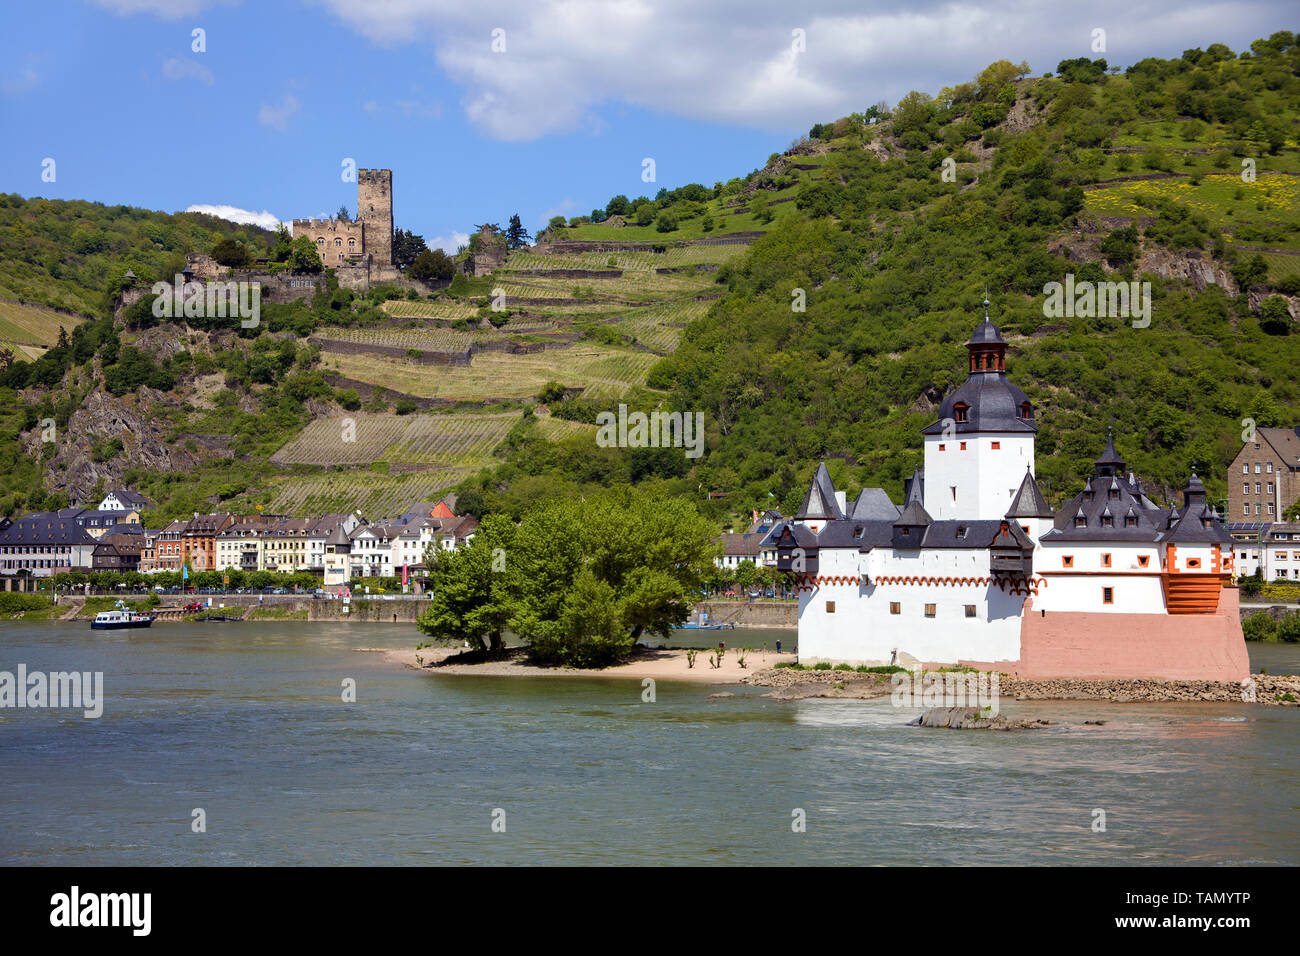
{"left": 357, "top": 169, "right": 393, "bottom": 268}
{"left": 920, "top": 300, "right": 1038, "bottom": 520}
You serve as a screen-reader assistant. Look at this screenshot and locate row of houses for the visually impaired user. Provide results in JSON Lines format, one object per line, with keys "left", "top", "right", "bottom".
{"left": 0, "top": 491, "right": 478, "bottom": 586}
{"left": 1226, "top": 521, "right": 1300, "bottom": 582}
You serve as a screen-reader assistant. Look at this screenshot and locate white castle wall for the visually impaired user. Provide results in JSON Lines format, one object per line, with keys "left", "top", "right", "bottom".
{"left": 797, "top": 546, "right": 1025, "bottom": 665}
{"left": 1034, "top": 543, "right": 1164, "bottom": 614}
{"left": 923, "top": 433, "right": 1035, "bottom": 520}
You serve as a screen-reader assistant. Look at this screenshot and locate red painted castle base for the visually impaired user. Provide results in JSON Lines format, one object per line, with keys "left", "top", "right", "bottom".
{"left": 925, "top": 589, "right": 1251, "bottom": 681}
{"left": 1011, "top": 589, "right": 1250, "bottom": 681}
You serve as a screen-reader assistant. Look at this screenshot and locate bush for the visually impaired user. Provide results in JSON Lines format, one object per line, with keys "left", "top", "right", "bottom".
{"left": 655, "top": 211, "right": 678, "bottom": 233}
{"left": 1242, "top": 612, "right": 1277, "bottom": 641}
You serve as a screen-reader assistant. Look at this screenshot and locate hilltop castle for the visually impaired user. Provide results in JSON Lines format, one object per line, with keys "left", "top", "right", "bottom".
{"left": 291, "top": 168, "right": 400, "bottom": 288}
{"left": 774, "top": 306, "right": 1250, "bottom": 682}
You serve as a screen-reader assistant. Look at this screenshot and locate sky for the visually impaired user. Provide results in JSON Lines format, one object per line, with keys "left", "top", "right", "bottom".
{"left": 0, "top": 0, "right": 1291, "bottom": 251}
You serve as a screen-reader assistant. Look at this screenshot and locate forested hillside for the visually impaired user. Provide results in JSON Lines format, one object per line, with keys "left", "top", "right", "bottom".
{"left": 466, "top": 33, "right": 1300, "bottom": 519}
{"left": 1, "top": 32, "right": 1297, "bottom": 526}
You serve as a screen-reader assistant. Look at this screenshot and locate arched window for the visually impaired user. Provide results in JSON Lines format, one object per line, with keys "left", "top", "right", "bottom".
{"left": 348, "top": 238, "right": 356, "bottom": 248}
{"left": 953, "top": 402, "right": 969, "bottom": 424}
{"left": 1020, "top": 401, "right": 1032, "bottom": 419}
{"left": 316, "top": 238, "right": 324, "bottom": 247}
{"left": 334, "top": 238, "right": 342, "bottom": 247}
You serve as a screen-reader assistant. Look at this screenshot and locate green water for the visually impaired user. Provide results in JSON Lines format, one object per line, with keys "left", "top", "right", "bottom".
{"left": 0, "top": 621, "right": 1296, "bottom": 865}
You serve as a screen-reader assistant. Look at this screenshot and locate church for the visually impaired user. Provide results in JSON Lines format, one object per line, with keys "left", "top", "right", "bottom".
{"left": 773, "top": 308, "right": 1250, "bottom": 682}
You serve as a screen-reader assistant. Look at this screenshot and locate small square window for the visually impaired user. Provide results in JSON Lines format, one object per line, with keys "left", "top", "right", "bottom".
{"left": 964, "top": 605, "right": 976, "bottom": 618}
{"left": 1062, "top": 555, "right": 1074, "bottom": 568}
{"left": 825, "top": 601, "right": 836, "bottom": 613}
{"left": 1138, "top": 555, "right": 1150, "bottom": 568}
{"left": 938, "top": 443, "right": 946, "bottom": 451}
{"left": 991, "top": 441, "right": 1000, "bottom": 450}
{"left": 960, "top": 441, "right": 967, "bottom": 451}
{"left": 890, "top": 602, "right": 900, "bottom": 615}
{"left": 1102, "top": 553, "right": 1111, "bottom": 567}
{"left": 1102, "top": 587, "right": 1114, "bottom": 604}
{"left": 924, "top": 604, "right": 936, "bottom": 618}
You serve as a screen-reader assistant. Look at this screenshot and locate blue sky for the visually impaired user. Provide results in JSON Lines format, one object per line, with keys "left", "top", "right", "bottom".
{"left": 0, "top": 1, "right": 1291, "bottom": 251}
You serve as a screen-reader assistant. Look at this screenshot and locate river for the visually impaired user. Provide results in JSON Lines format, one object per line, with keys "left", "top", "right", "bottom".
{"left": 1, "top": 621, "right": 1296, "bottom": 865}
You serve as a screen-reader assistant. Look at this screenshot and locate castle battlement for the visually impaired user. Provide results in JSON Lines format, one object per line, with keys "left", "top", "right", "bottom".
{"left": 292, "top": 166, "right": 394, "bottom": 275}
{"left": 292, "top": 217, "right": 352, "bottom": 230}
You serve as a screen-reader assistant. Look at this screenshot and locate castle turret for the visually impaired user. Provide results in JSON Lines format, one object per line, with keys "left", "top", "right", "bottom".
{"left": 920, "top": 300, "right": 1037, "bottom": 520}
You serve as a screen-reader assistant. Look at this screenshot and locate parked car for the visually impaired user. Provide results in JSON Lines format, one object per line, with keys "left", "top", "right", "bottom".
{"left": 183, "top": 602, "right": 203, "bottom": 612}
{"left": 764, "top": 589, "right": 775, "bottom": 598}
{"left": 748, "top": 590, "right": 761, "bottom": 599}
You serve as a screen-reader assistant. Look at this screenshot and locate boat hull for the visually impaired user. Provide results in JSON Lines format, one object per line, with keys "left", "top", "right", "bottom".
{"left": 90, "top": 619, "right": 153, "bottom": 630}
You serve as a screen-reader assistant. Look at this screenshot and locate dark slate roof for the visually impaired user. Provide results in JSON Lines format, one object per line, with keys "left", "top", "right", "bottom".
{"left": 903, "top": 468, "right": 924, "bottom": 506}
{"left": 0, "top": 514, "right": 96, "bottom": 546}
{"left": 921, "top": 319, "right": 1035, "bottom": 437}
{"left": 1040, "top": 471, "right": 1169, "bottom": 543}
{"left": 923, "top": 519, "right": 1012, "bottom": 549}
{"left": 850, "top": 488, "right": 901, "bottom": 520}
{"left": 966, "top": 317, "right": 1005, "bottom": 345}
{"left": 1094, "top": 429, "right": 1126, "bottom": 474}
{"left": 796, "top": 461, "right": 844, "bottom": 520}
{"left": 894, "top": 499, "right": 933, "bottom": 527}
{"left": 1006, "top": 470, "right": 1053, "bottom": 519}
{"left": 922, "top": 373, "right": 1037, "bottom": 436}
{"left": 325, "top": 525, "right": 351, "bottom": 548}
{"left": 1162, "top": 503, "right": 1233, "bottom": 544}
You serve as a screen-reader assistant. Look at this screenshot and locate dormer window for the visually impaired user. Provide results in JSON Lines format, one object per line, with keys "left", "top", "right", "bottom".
{"left": 1074, "top": 516, "right": 1087, "bottom": 528}
{"left": 956, "top": 526, "right": 967, "bottom": 539}
{"left": 953, "top": 402, "right": 969, "bottom": 424}
{"left": 1124, "top": 515, "right": 1137, "bottom": 528}
{"left": 1019, "top": 402, "right": 1032, "bottom": 419}
{"left": 1101, "top": 515, "right": 1114, "bottom": 528}
{"left": 1108, "top": 489, "right": 1119, "bottom": 499}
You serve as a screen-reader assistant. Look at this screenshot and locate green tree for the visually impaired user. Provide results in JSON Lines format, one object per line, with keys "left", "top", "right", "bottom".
{"left": 408, "top": 249, "right": 455, "bottom": 282}
{"left": 415, "top": 515, "right": 516, "bottom": 654}
{"left": 505, "top": 214, "right": 531, "bottom": 249}
{"left": 287, "top": 235, "right": 322, "bottom": 272}
{"left": 503, "top": 488, "right": 720, "bottom": 667}
{"left": 393, "top": 228, "right": 429, "bottom": 270}
{"left": 211, "top": 237, "right": 252, "bottom": 268}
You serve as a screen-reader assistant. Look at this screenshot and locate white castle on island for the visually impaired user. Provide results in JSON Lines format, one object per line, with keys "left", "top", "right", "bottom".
{"left": 773, "top": 308, "right": 1250, "bottom": 682}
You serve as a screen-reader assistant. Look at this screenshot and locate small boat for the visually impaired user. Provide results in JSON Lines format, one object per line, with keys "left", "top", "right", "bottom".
{"left": 91, "top": 602, "right": 154, "bottom": 630}
{"left": 678, "top": 621, "right": 735, "bottom": 631}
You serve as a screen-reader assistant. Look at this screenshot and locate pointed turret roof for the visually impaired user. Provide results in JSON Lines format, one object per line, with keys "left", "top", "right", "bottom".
{"left": 1006, "top": 469, "right": 1053, "bottom": 519}
{"left": 903, "top": 467, "right": 925, "bottom": 506}
{"left": 796, "top": 461, "right": 843, "bottom": 520}
{"left": 1094, "top": 427, "right": 1126, "bottom": 476}
{"left": 894, "top": 499, "right": 933, "bottom": 527}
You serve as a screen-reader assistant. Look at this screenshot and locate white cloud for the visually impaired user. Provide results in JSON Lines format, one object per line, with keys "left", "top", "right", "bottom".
{"left": 258, "top": 94, "right": 300, "bottom": 131}
{"left": 309, "top": 0, "right": 1291, "bottom": 140}
{"left": 89, "top": 0, "right": 233, "bottom": 18}
{"left": 162, "top": 57, "right": 214, "bottom": 86}
{"left": 185, "top": 203, "right": 285, "bottom": 231}
{"left": 428, "top": 231, "right": 469, "bottom": 254}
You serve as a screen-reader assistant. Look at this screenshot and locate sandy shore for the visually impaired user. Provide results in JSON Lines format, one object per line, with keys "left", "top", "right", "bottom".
{"left": 383, "top": 646, "right": 1300, "bottom": 704}
{"left": 385, "top": 645, "right": 782, "bottom": 683}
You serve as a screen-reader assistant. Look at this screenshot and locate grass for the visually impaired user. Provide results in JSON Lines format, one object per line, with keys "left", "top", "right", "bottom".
{"left": 325, "top": 345, "right": 660, "bottom": 402}
{"left": 271, "top": 410, "right": 520, "bottom": 468}
{"left": 0, "top": 300, "right": 82, "bottom": 348}
{"left": 240, "top": 469, "right": 474, "bottom": 518}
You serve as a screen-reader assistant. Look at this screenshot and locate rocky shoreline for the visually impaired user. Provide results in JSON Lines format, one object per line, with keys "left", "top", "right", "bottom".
{"left": 742, "top": 667, "right": 1300, "bottom": 705}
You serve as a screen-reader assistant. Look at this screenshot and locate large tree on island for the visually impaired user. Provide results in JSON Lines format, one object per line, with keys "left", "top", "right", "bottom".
{"left": 502, "top": 487, "right": 719, "bottom": 667}
{"left": 415, "top": 515, "right": 516, "bottom": 654}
